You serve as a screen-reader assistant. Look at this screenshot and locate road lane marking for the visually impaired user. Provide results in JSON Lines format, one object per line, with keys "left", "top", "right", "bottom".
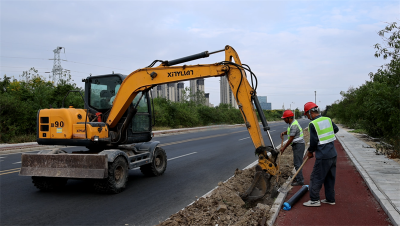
{"left": 239, "top": 137, "right": 250, "bottom": 141}
{"left": 0, "top": 168, "right": 20, "bottom": 176}
{"left": 0, "top": 168, "right": 20, "bottom": 172}
{"left": 12, "top": 161, "right": 21, "bottom": 164}
{"left": 131, "top": 152, "right": 198, "bottom": 171}
{"left": 167, "top": 152, "right": 197, "bottom": 161}
{"left": 159, "top": 130, "right": 246, "bottom": 147}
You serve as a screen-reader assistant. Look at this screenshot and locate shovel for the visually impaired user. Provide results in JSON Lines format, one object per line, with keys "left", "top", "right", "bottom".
{"left": 270, "top": 137, "right": 284, "bottom": 198}
{"left": 278, "top": 156, "right": 309, "bottom": 194}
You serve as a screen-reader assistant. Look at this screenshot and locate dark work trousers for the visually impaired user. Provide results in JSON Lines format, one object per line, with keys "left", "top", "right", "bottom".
{"left": 310, "top": 156, "right": 337, "bottom": 202}
{"left": 292, "top": 142, "right": 305, "bottom": 183}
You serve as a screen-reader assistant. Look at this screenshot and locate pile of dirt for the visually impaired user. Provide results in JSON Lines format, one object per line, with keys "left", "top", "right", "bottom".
{"left": 159, "top": 130, "right": 310, "bottom": 226}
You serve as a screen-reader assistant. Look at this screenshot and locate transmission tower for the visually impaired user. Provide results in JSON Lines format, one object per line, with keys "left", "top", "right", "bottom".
{"left": 50, "top": 46, "right": 65, "bottom": 83}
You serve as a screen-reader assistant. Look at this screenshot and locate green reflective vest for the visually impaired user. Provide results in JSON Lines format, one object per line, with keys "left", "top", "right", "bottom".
{"left": 309, "top": 116, "right": 336, "bottom": 145}
{"left": 287, "top": 119, "right": 304, "bottom": 145}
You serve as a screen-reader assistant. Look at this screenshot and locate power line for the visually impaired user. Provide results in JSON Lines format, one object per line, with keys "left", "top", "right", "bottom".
{"left": 63, "top": 60, "right": 129, "bottom": 71}
{"left": 1, "top": 56, "right": 49, "bottom": 60}
{"left": 1, "top": 55, "right": 130, "bottom": 71}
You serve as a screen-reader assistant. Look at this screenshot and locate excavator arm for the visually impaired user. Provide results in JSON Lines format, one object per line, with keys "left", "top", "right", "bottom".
{"left": 107, "top": 45, "right": 279, "bottom": 177}
{"left": 108, "top": 47, "right": 272, "bottom": 147}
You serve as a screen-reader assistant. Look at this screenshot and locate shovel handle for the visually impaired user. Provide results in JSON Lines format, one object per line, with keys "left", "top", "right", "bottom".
{"left": 288, "top": 156, "right": 309, "bottom": 184}
{"left": 276, "top": 137, "right": 284, "bottom": 183}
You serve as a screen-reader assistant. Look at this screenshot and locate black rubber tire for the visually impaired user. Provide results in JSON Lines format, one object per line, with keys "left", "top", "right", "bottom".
{"left": 93, "top": 156, "right": 128, "bottom": 194}
{"left": 140, "top": 147, "right": 167, "bottom": 177}
{"left": 32, "top": 176, "right": 68, "bottom": 191}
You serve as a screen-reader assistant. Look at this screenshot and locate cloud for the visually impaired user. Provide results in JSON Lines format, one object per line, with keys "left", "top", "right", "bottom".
{"left": 1, "top": 0, "right": 398, "bottom": 110}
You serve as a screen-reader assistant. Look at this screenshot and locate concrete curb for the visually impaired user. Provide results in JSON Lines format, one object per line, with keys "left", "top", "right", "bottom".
{"left": 152, "top": 122, "right": 280, "bottom": 137}
{"left": 336, "top": 128, "right": 400, "bottom": 226}
{"left": 2, "top": 122, "right": 283, "bottom": 155}
{"left": 152, "top": 124, "right": 245, "bottom": 137}
{"left": 0, "top": 124, "right": 248, "bottom": 155}
{"left": 267, "top": 140, "right": 310, "bottom": 226}
{"left": 0, "top": 146, "right": 62, "bottom": 155}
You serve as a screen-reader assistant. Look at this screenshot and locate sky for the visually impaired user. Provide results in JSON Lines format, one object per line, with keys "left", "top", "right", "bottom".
{"left": 1, "top": 0, "right": 399, "bottom": 111}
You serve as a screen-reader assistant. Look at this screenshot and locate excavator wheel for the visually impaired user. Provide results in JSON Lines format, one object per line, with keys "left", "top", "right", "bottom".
{"left": 140, "top": 147, "right": 167, "bottom": 177}
{"left": 93, "top": 156, "right": 128, "bottom": 194}
{"left": 32, "top": 176, "right": 68, "bottom": 191}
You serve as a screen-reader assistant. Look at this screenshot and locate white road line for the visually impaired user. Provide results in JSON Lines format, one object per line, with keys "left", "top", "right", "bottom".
{"left": 239, "top": 137, "right": 250, "bottom": 141}
{"left": 12, "top": 161, "right": 21, "bottom": 164}
{"left": 167, "top": 152, "right": 197, "bottom": 161}
{"left": 131, "top": 152, "right": 198, "bottom": 171}
{"left": 0, "top": 157, "right": 5, "bottom": 158}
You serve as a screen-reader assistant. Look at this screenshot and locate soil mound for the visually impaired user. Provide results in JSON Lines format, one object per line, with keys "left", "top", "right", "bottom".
{"left": 159, "top": 130, "right": 310, "bottom": 226}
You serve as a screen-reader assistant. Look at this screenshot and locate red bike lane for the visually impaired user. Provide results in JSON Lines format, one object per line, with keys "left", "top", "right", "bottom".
{"left": 274, "top": 140, "right": 392, "bottom": 226}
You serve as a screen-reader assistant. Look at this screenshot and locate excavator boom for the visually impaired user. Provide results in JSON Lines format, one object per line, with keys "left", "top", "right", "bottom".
{"left": 107, "top": 46, "right": 270, "bottom": 151}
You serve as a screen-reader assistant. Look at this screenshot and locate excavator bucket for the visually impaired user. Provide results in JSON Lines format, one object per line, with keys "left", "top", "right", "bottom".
{"left": 240, "top": 165, "right": 271, "bottom": 201}
{"left": 19, "top": 153, "right": 108, "bottom": 179}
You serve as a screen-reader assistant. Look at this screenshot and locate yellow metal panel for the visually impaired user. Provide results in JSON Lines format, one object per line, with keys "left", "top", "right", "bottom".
{"left": 38, "top": 108, "right": 88, "bottom": 139}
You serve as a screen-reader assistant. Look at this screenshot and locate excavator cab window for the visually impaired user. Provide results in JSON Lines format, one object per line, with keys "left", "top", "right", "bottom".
{"left": 131, "top": 93, "right": 151, "bottom": 132}
{"left": 89, "top": 75, "right": 122, "bottom": 112}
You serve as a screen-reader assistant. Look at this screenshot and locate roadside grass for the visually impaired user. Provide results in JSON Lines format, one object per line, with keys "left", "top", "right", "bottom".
{"left": 153, "top": 126, "right": 173, "bottom": 131}
{"left": 1, "top": 134, "right": 36, "bottom": 144}
{"left": 348, "top": 129, "right": 367, "bottom": 134}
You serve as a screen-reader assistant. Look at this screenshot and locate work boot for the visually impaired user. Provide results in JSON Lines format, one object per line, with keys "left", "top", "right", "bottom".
{"left": 321, "top": 199, "right": 335, "bottom": 205}
{"left": 291, "top": 181, "right": 304, "bottom": 186}
{"left": 303, "top": 200, "right": 321, "bottom": 207}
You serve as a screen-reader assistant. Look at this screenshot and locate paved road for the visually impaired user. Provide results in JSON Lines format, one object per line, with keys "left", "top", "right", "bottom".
{"left": 0, "top": 119, "right": 309, "bottom": 226}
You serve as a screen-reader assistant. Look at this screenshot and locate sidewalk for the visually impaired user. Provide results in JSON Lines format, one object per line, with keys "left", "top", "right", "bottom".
{"left": 275, "top": 125, "right": 399, "bottom": 226}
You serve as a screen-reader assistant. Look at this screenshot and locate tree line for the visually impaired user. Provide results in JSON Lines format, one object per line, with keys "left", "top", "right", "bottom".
{"left": 0, "top": 69, "right": 294, "bottom": 143}
{"left": 325, "top": 22, "right": 400, "bottom": 155}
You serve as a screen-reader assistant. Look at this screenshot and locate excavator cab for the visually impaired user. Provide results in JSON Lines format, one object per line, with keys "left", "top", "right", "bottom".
{"left": 84, "top": 74, "right": 153, "bottom": 146}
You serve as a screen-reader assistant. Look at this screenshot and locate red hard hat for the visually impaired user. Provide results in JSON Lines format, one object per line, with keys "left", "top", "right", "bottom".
{"left": 281, "top": 110, "right": 294, "bottom": 118}
{"left": 304, "top": 102, "right": 318, "bottom": 115}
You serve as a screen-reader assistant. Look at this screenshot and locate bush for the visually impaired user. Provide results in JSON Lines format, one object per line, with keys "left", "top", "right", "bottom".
{"left": 0, "top": 72, "right": 84, "bottom": 143}
{"left": 326, "top": 21, "right": 400, "bottom": 155}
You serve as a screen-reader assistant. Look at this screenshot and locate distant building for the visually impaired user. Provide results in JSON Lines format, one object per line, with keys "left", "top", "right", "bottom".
{"left": 176, "top": 82, "right": 184, "bottom": 102}
{"left": 205, "top": 93, "right": 211, "bottom": 107}
{"left": 151, "top": 84, "right": 166, "bottom": 99}
{"left": 190, "top": 79, "right": 205, "bottom": 101}
{"left": 167, "top": 83, "right": 177, "bottom": 102}
{"left": 152, "top": 82, "right": 185, "bottom": 102}
{"left": 220, "top": 76, "right": 238, "bottom": 108}
{"left": 257, "top": 96, "right": 272, "bottom": 110}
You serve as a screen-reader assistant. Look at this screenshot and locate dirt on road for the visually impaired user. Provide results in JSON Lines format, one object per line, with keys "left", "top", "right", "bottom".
{"left": 158, "top": 130, "right": 310, "bottom": 226}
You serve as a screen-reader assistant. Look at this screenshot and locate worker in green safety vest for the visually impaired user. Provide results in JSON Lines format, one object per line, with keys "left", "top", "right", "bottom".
{"left": 280, "top": 109, "right": 305, "bottom": 186}
{"left": 302, "top": 102, "right": 339, "bottom": 207}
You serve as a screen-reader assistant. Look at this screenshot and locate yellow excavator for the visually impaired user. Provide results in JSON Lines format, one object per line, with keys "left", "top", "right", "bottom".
{"left": 20, "top": 45, "right": 279, "bottom": 198}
